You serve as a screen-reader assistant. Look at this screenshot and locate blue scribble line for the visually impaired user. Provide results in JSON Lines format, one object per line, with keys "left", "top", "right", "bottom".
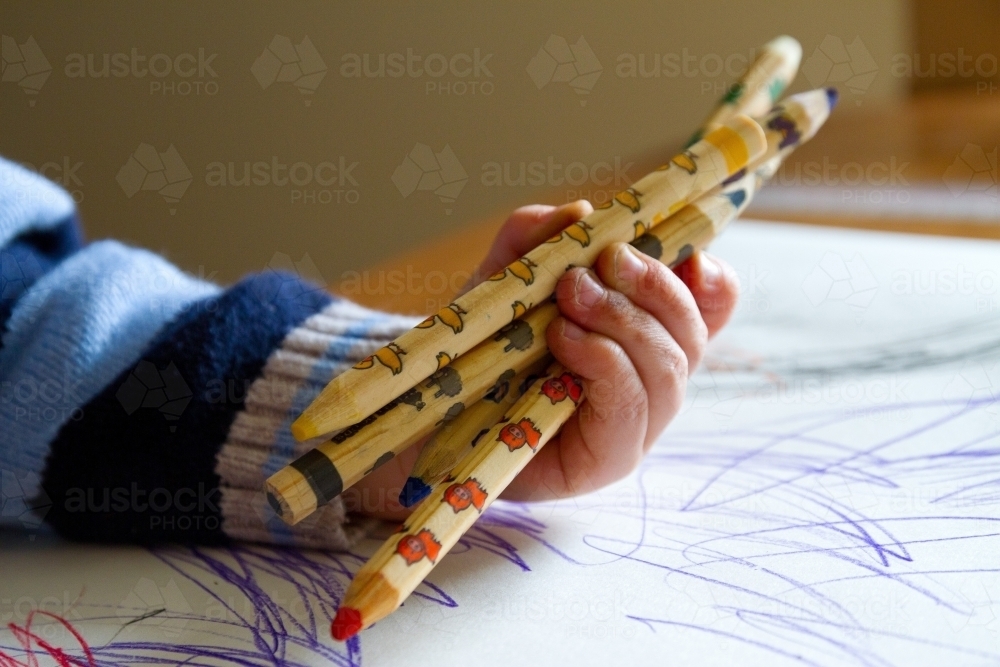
{"left": 1, "top": 396, "right": 998, "bottom": 666}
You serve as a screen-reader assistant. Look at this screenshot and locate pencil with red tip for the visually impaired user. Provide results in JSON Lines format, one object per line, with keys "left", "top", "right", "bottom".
{"left": 332, "top": 360, "right": 583, "bottom": 640}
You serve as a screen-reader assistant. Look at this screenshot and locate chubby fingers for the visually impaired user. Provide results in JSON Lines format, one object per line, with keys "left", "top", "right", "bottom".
{"left": 672, "top": 251, "right": 741, "bottom": 338}
{"left": 593, "top": 243, "right": 709, "bottom": 371}
{"left": 504, "top": 319, "right": 649, "bottom": 501}
{"left": 469, "top": 200, "right": 594, "bottom": 291}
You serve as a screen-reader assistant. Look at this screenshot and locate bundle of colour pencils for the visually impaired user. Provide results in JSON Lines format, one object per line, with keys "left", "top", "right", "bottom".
{"left": 263, "top": 35, "right": 837, "bottom": 641}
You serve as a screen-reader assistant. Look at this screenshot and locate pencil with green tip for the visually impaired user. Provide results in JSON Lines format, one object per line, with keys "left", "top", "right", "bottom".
{"left": 291, "top": 116, "right": 767, "bottom": 440}
{"left": 689, "top": 34, "right": 802, "bottom": 146}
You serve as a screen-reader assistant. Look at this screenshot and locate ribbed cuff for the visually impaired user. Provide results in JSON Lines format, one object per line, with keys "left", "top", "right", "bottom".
{"left": 215, "top": 299, "right": 422, "bottom": 549}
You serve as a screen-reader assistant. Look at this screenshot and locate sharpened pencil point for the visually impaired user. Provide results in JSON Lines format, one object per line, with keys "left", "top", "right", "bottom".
{"left": 400, "top": 477, "right": 432, "bottom": 507}
{"left": 825, "top": 87, "right": 839, "bottom": 110}
{"left": 332, "top": 607, "right": 363, "bottom": 641}
{"left": 290, "top": 415, "right": 317, "bottom": 442}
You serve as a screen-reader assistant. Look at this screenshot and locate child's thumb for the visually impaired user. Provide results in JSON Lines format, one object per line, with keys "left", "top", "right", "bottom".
{"left": 461, "top": 200, "right": 594, "bottom": 295}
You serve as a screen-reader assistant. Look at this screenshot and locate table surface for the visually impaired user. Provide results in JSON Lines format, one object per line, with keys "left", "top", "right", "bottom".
{"left": 337, "top": 89, "right": 1000, "bottom": 315}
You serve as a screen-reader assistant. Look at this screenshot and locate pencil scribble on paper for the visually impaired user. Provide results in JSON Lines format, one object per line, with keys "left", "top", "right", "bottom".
{"left": 1, "top": 384, "right": 998, "bottom": 666}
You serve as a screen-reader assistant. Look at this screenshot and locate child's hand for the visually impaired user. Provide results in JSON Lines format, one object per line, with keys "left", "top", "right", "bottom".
{"left": 346, "top": 201, "right": 741, "bottom": 518}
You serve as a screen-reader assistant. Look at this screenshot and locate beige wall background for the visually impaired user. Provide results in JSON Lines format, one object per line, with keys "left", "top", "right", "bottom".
{"left": 1, "top": 1, "right": 911, "bottom": 286}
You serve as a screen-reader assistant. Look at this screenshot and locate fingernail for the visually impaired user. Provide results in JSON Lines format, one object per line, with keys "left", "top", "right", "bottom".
{"left": 615, "top": 244, "right": 646, "bottom": 282}
{"left": 561, "top": 318, "right": 586, "bottom": 340}
{"left": 699, "top": 253, "right": 723, "bottom": 293}
{"left": 575, "top": 271, "right": 605, "bottom": 308}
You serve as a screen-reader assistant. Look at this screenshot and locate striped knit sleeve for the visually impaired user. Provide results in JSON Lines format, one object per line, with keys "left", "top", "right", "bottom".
{"left": 0, "top": 155, "right": 421, "bottom": 548}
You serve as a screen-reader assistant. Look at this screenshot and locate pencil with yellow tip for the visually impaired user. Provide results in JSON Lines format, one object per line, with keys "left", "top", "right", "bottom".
{"left": 291, "top": 115, "right": 767, "bottom": 440}
{"left": 331, "top": 360, "right": 584, "bottom": 641}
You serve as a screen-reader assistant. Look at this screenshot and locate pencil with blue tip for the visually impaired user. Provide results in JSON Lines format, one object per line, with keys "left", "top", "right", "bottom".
{"left": 400, "top": 361, "right": 551, "bottom": 506}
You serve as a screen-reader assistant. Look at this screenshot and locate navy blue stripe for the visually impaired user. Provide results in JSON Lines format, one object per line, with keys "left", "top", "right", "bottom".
{"left": 40, "top": 271, "right": 333, "bottom": 544}
{"left": 0, "top": 215, "right": 83, "bottom": 344}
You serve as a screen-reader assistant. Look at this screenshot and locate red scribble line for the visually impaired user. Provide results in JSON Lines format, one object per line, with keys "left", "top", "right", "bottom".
{"left": 0, "top": 610, "right": 95, "bottom": 667}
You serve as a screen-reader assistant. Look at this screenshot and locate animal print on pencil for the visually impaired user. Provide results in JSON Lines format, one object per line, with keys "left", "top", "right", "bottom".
{"left": 541, "top": 373, "right": 583, "bottom": 405}
{"left": 494, "top": 319, "right": 534, "bottom": 353}
{"left": 442, "top": 477, "right": 487, "bottom": 513}
{"left": 416, "top": 303, "right": 467, "bottom": 334}
{"left": 498, "top": 417, "right": 542, "bottom": 452}
{"left": 396, "top": 528, "right": 442, "bottom": 565}
{"left": 489, "top": 258, "right": 537, "bottom": 286}
{"left": 671, "top": 151, "right": 698, "bottom": 174}
{"left": 511, "top": 301, "right": 529, "bottom": 319}
{"left": 353, "top": 342, "right": 406, "bottom": 374}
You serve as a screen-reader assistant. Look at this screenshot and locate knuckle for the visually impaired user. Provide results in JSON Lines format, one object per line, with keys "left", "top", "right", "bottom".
{"left": 635, "top": 258, "right": 674, "bottom": 298}
{"left": 596, "top": 288, "right": 635, "bottom": 324}
{"left": 663, "top": 341, "right": 689, "bottom": 380}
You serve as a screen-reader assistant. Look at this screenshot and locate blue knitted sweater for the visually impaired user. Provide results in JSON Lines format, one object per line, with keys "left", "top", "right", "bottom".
{"left": 0, "top": 156, "right": 418, "bottom": 548}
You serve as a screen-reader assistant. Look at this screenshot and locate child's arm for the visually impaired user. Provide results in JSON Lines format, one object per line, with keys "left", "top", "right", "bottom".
{"left": 0, "top": 158, "right": 739, "bottom": 548}
{"left": 0, "top": 157, "right": 419, "bottom": 548}
{"left": 349, "top": 201, "right": 741, "bottom": 520}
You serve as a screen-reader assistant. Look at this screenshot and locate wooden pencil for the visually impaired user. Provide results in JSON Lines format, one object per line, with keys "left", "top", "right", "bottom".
{"left": 400, "top": 168, "right": 769, "bottom": 508}
{"left": 400, "top": 360, "right": 551, "bottom": 507}
{"left": 291, "top": 116, "right": 767, "bottom": 440}
{"left": 265, "top": 304, "right": 557, "bottom": 525}
{"left": 690, "top": 35, "right": 802, "bottom": 145}
{"left": 267, "top": 87, "right": 837, "bottom": 527}
{"left": 331, "top": 360, "right": 584, "bottom": 641}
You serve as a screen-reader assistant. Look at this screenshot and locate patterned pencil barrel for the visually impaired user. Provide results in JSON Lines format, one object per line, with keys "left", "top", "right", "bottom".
{"left": 631, "top": 169, "right": 761, "bottom": 266}
{"left": 265, "top": 303, "right": 558, "bottom": 525}
{"left": 694, "top": 35, "right": 802, "bottom": 143}
{"left": 399, "top": 360, "right": 551, "bottom": 507}
{"left": 331, "top": 361, "right": 584, "bottom": 640}
{"left": 402, "top": 174, "right": 768, "bottom": 509}
{"left": 292, "top": 115, "right": 767, "bottom": 440}
{"left": 753, "top": 88, "right": 837, "bottom": 164}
